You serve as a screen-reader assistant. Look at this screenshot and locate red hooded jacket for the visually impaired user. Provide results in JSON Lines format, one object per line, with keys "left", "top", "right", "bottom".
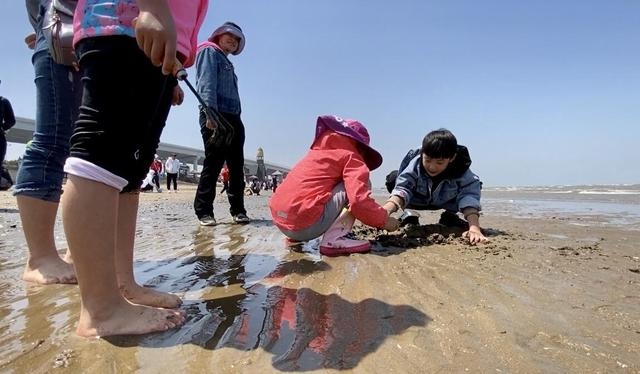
{"left": 269, "top": 132, "right": 387, "bottom": 231}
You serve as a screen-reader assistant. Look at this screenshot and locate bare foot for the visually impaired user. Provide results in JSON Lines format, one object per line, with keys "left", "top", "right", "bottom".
{"left": 23, "top": 256, "right": 77, "bottom": 284}
{"left": 76, "top": 302, "right": 185, "bottom": 338}
{"left": 120, "top": 283, "right": 182, "bottom": 308}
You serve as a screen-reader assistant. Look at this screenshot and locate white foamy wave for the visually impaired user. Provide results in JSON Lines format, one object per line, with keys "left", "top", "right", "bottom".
{"left": 578, "top": 190, "right": 640, "bottom": 195}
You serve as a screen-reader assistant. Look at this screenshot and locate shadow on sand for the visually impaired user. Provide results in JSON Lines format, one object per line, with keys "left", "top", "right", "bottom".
{"left": 107, "top": 249, "right": 429, "bottom": 371}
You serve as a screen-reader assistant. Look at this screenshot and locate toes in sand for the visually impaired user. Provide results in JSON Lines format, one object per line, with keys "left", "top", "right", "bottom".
{"left": 120, "top": 283, "right": 183, "bottom": 309}
{"left": 22, "top": 257, "right": 77, "bottom": 285}
{"left": 76, "top": 303, "right": 185, "bottom": 338}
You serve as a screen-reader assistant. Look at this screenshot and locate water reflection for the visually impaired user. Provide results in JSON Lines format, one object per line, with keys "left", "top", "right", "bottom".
{"left": 112, "top": 249, "right": 428, "bottom": 371}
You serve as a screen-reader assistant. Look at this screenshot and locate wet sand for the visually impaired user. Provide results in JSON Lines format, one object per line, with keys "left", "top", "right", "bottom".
{"left": 0, "top": 186, "right": 639, "bottom": 373}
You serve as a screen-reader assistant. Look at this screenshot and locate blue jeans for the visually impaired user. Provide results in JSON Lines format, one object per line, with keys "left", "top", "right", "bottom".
{"left": 13, "top": 50, "right": 81, "bottom": 202}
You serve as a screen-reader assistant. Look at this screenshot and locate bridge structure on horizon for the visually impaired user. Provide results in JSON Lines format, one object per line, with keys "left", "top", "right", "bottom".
{"left": 6, "top": 117, "right": 291, "bottom": 178}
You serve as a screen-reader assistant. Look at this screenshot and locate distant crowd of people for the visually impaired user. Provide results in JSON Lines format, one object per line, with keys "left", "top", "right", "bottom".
{"left": 140, "top": 153, "right": 182, "bottom": 193}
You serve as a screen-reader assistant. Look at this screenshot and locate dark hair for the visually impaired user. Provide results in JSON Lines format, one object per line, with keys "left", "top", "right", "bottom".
{"left": 421, "top": 128, "right": 457, "bottom": 158}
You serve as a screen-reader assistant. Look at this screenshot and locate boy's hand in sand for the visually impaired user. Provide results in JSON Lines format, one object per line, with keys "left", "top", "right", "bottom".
{"left": 463, "top": 226, "right": 487, "bottom": 245}
{"left": 134, "top": 0, "right": 177, "bottom": 75}
{"left": 384, "top": 216, "right": 400, "bottom": 232}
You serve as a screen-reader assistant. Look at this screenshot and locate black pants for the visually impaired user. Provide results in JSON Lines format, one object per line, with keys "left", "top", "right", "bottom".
{"left": 70, "top": 36, "right": 175, "bottom": 192}
{"left": 166, "top": 172, "right": 177, "bottom": 190}
{"left": 0, "top": 134, "right": 6, "bottom": 166}
{"left": 194, "top": 111, "right": 246, "bottom": 218}
{"left": 0, "top": 134, "right": 12, "bottom": 184}
{"left": 152, "top": 172, "right": 160, "bottom": 189}
{"left": 0, "top": 136, "right": 13, "bottom": 184}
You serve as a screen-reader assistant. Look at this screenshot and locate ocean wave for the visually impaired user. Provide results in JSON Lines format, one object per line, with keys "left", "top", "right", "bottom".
{"left": 485, "top": 185, "right": 640, "bottom": 195}
{"left": 577, "top": 190, "right": 640, "bottom": 195}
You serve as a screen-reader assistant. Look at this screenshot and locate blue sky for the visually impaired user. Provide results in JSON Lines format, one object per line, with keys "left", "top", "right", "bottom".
{"left": 1, "top": 1, "right": 639, "bottom": 187}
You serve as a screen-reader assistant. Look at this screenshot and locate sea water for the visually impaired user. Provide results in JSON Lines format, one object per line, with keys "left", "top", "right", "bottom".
{"left": 375, "top": 184, "right": 640, "bottom": 230}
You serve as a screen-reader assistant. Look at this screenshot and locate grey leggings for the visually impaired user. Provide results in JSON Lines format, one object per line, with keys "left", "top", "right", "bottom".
{"left": 280, "top": 183, "right": 347, "bottom": 241}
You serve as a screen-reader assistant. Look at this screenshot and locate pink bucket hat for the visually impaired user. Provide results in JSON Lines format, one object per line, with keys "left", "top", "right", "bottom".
{"left": 314, "top": 115, "right": 383, "bottom": 170}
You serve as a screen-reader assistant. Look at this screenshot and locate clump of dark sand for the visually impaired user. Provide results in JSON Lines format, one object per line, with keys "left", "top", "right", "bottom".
{"left": 352, "top": 224, "right": 468, "bottom": 248}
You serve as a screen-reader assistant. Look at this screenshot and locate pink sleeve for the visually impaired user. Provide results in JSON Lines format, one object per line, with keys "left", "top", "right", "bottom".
{"left": 342, "top": 153, "right": 388, "bottom": 229}
{"left": 170, "top": 0, "right": 209, "bottom": 67}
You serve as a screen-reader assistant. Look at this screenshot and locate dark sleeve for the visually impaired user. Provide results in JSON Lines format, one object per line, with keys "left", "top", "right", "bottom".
{"left": 1, "top": 99, "right": 16, "bottom": 131}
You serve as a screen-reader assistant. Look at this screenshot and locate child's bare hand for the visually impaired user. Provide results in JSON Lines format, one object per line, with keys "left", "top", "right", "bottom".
{"left": 463, "top": 226, "right": 487, "bottom": 245}
{"left": 133, "top": 1, "right": 177, "bottom": 75}
{"left": 384, "top": 216, "right": 400, "bottom": 232}
{"left": 205, "top": 118, "right": 217, "bottom": 130}
{"left": 172, "top": 85, "right": 184, "bottom": 105}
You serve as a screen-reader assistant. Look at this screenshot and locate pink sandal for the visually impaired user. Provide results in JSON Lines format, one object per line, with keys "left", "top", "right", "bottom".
{"left": 320, "top": 238, "right": 371, "bottom": 256}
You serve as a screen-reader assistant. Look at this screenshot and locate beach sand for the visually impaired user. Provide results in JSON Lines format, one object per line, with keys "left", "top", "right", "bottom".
{"left": 0, "top": 186, "right": 638, "bottom": 373}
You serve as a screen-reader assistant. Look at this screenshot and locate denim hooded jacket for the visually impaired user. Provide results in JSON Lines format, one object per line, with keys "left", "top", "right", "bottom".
{"left": 195, "top": 42, "right": 241, "bottom": 115}
{"left": 391, "top": 146, "right": 482, "bottom": 212}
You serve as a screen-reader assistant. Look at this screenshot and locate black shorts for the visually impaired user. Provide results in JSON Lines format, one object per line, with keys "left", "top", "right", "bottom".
{"left": 68, "top": 36, "right": 176, "bottom": 192}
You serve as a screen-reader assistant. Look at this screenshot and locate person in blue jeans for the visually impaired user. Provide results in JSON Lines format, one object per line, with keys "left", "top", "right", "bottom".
{"left": 14, "top": 0, "right": 82, "bottom": 284}
{"left": 194, "top": 22, "right": 250, "bottom": 226}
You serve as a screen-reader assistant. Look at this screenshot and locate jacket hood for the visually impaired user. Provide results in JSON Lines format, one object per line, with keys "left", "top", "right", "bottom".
{"left": 313, "top": 115, "right": 383, "bottom": 170}
{"left": 439, "top": 145, "right": 472, "bottom": 179}
{"left": 311, "top": 131, "right": 356, "bottom": 151}
{"left": 208, "top": 22, "right": 245, "bottom": 55}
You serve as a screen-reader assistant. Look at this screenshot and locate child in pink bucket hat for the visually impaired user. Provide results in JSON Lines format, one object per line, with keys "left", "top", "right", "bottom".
{"left": 269, "top": 115, "right": 400, "bottom": 256}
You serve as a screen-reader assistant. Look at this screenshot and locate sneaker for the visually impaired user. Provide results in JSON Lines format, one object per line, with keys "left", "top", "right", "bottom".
{"left": 399, "top": 210, "right": 420, "bottom": 227}
{"left": 320, "top": 237, "right": 371, "bottom": 257}
{"left": 199, "top": 215, "right": 216, "bottom": 226}
{"left": 438, "top": 211, "right": 469, "bottom": 229}
{"left": 232, "top": 213, "right": 251, "bottom": 224}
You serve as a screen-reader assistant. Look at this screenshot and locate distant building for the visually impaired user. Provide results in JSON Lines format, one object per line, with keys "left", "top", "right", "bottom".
{"left": 256, "top": 147, "right": 266, "bottom": 182}
{"left": 6, "top": 117, "right": 290, "bottom": 181}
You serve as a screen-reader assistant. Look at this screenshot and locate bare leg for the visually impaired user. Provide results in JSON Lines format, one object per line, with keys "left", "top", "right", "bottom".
{"left": 115, "top": 192, "right": 182, "bottom": 308}
{"left": 19, "top": 196, "right": 76, "bottom": 284}
{"left": 62, "top": 175, "right": 184, "bottom": 338}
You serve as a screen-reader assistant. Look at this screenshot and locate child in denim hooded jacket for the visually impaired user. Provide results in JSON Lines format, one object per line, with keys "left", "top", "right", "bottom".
{"left": 194, "top": 21, "right": 249, "bottom": 226}
{"left": 269, "top": 115, "right": 400, "bottom": 256}
{"left": 383, "top": 129, "right": 487, "bottom": 244}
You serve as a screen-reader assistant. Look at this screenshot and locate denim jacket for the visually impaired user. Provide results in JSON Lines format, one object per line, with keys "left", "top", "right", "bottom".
{"left": 195, "top": 45, "right": 241, "bottom": 115}
{"left": 391, "top": 148, "right": 482, "bottom": 212}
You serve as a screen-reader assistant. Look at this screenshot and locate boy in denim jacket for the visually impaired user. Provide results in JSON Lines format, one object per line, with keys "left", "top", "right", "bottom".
{"left": 383, "top": 129, "right": 487, "bottom": 244}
